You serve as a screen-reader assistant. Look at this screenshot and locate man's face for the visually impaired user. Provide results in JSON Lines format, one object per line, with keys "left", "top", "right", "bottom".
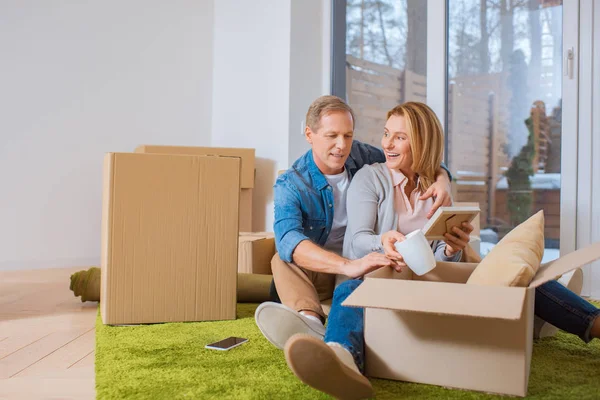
{"left": 305, "top": 111, "right": 354, "bottom": 175}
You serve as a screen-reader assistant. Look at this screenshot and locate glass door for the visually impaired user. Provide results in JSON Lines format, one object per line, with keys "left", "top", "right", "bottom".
{"left": 332, "top": 0, "right": 580, "bottom": 263}
{"left": 445, "top": 0, "right": 574, "bottom": 263}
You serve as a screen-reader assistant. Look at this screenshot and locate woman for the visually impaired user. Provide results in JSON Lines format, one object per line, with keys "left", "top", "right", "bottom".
{"left": 283, "top": 102, "right": 600, "bottom": 400}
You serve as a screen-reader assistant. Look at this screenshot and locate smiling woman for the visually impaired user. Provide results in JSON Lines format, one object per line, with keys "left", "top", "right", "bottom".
{"left": 382, "top": 102, "right": 443, "bottom": 195}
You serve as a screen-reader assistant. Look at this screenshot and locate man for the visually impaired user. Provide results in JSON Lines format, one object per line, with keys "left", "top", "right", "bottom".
{"left": 254, "top": 95, "right": 453, "bottom": 349}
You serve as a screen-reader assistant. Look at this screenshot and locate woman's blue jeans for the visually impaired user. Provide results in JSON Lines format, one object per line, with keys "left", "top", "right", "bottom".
{"left": 324, "top": 279, "right": 600, "bottom": 373}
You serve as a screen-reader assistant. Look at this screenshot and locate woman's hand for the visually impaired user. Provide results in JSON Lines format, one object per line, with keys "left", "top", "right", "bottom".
{"left": 420, "top": 170, "right": 453, "bottom": 219}
{"left": 444, "top": 222, "right": 474, "bottom": 256}
{"left": 381, "top": 230, "right": 407, "bottom": 271}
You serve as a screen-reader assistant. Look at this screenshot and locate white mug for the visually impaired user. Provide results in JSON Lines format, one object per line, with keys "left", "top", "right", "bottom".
{"left": 394, "top": 229, "right": 437, "bottom": 276}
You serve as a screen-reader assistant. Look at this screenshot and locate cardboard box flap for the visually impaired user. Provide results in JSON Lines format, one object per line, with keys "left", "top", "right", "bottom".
{"left": 342, "top": 278, "right": 526, "bottom": 320}
{"left": 135, "top": 145, "right": 255, "bottom": 188}
{"left": 529, "top": 242, "right": 600, "bottom": 288}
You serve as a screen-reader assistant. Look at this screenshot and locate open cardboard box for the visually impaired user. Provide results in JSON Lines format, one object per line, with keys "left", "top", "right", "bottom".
{"left": 343, "top": 242, "right": 600, "bottom": 397}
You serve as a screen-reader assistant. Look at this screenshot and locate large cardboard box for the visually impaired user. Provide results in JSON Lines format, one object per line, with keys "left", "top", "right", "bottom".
{"left": 101, "top": 152, "right": 240, "bottom": 325}
{"left": 135, "top": 145, "right": 255, "bottom": 188}
{"left": 344, "top": 243, "right": 600, "bottom": 397}
{"left": 238, "top": 232, "right": 275, "bottom": 274}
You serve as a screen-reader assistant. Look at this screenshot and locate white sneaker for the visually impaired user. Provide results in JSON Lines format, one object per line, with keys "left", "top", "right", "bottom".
{"left": 254, "top": 302, "right": 325, "bottom": 349}
{"left": 534, "top": 268, "right": 584, "bottom": 339}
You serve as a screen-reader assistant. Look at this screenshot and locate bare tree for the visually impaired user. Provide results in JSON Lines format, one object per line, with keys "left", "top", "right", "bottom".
{"left": 405, "top": 0, "right": 427, "bottom": 75}
{"left": 479, "top": 0, "right": 490, "bottom": 73}
{"left": 360, "top": 0, "right": 365, "bottom": 58}
{"left": 500, "top": 0, "right": 514, "bottom": 72}
{"left": 375, "top": 0, "right": 394, "bottom": 66}
{"left": 528, "top": 0, "right": 541, "bottom": 93}
{"left": 346, "top": 0, "right": 403, "bottom": 67}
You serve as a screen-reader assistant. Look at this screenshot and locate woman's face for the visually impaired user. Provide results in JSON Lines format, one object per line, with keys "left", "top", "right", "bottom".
{"left": 381, "top": 114, "right": 413, "bottom": 173}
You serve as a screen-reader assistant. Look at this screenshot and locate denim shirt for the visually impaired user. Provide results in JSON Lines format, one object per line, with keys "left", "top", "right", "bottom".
{"left": 273, "top": 140, "right": 451, "bottom": 263}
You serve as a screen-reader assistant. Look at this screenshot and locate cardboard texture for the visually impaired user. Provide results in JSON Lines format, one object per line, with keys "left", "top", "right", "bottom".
{"left": 239, "top": 189, "right": 253, "bottom": 232}
{"left": 238, "top": 232, "right": 275, "bottom": 274}
{"left": 135, "top": 145, "right": 255, "bottom": 189}
{"left": 101, "top": 152, "right": 241, "bottom": 325}
{"left": 343, "top": 242, "right": 600, "bottom": 397}
{"left": 422, "top": 205, "right": 480, "bottom": 241}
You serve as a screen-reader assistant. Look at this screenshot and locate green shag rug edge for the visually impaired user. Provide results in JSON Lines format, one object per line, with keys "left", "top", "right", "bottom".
{"left": 96, "top": 302, "right": 600, "bottom": 400}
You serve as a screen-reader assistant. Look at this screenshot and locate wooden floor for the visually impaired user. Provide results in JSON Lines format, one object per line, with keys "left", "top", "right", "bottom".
{"left": 0, "top": 267, "right": 97, "bottom": 399}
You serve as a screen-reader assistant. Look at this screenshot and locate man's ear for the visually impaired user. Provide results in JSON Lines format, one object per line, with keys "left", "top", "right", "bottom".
{"left": 305, "top": 125, "right": 314, "bottom": 144}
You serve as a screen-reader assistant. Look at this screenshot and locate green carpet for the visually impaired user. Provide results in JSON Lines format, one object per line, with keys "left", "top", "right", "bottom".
{"left": 96, "top": 303, "right": 600, "bottom": 399}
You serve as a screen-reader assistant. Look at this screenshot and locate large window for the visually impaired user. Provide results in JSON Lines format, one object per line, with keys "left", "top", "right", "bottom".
{"left": 334, "top": 0, "right": 428, "bottom": 147}
{"left": 332, "top": 0, "right": 564, "bottom": 259}
{"left": 448, "top": 0, "right": 563, "bottom": 257}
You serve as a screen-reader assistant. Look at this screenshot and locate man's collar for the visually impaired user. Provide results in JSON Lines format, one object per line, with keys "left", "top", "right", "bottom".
{"left": 306, "top": 151, "right": 330, "bottom": 190}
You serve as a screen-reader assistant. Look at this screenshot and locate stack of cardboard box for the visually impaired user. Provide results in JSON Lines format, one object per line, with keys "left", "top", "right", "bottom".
{"left": 100, "top": 146, "right": 256, "bottom": 326}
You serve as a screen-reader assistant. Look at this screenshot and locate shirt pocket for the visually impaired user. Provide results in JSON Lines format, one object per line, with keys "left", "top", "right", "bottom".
{"left": 303, "top": 218, "right": 327, "bottom": 243}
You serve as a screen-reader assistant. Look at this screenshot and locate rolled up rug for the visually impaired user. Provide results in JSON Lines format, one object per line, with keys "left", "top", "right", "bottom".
{"left": 70, "top": 267, "right": 101, "bottom": 302}
{"left": 69, "top": 268, "right": 273, "bottom": 304}
{"left": 237, "top": 273, "right": 273, "bottom": 303}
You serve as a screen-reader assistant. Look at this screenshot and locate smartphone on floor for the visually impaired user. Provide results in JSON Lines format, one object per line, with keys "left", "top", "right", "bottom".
{"left": 205, "top": 337, "right": 248, "bottom": 351}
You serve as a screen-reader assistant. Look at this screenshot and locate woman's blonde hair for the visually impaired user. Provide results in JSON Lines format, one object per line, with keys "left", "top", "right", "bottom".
{"left": 386, "top": 102, "right": 444, "bottom": 192}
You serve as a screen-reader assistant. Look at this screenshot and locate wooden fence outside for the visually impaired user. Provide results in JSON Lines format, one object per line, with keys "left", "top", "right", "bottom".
{"left": 345, "top": 56, "right": 560, "bottom": 241}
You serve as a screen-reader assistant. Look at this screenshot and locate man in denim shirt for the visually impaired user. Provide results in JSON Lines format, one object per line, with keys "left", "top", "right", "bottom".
{"left": 254, "top": 96, "right": 454, "bottom": 349}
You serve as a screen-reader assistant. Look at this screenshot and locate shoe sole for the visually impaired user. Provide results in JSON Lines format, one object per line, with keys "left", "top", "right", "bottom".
{"left": 254, "top": 303, "right": 325, "bottom": 350}
{"left": 284, "top": 334, "right": 374, "bottom": 400}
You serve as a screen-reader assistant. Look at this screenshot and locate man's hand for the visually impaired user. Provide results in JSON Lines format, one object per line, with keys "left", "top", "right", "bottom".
{"left": 419, "top": 169, "right": 453, "bottom": 219}
{"left": 342, "top": 253, "right": 399, "bottom": 278}
{"left": 381, "top": 230, "right": 407, "bottom": 269}
{"left": 444, "top": 222, "right": 474, "bottom": 256}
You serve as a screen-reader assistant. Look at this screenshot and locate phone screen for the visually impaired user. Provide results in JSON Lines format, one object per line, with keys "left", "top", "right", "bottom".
{"left": 206, "top": 337, "right": 248, "bottom": 350}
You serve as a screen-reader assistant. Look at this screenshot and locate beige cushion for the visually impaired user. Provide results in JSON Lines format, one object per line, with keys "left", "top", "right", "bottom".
{"left": 466, "top": 211, "right": 545, "bottom": 287}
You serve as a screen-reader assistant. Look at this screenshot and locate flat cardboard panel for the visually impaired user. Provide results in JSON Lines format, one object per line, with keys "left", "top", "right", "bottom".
{"left": 238, "top": 232, "right": 275, "bottom": 274}
{"left": 101, "top": 153, "right": 240, "bottom": 325}
{"left": 529, "top": 242, "right": 600, "bottom": 288}
{"left": 364, "top": 289, "right": 533, "bottom": 397}
{"left": 365, "top": 266, "right": 413, "bottom": 280}
{"left": 100, "top": 154, "right": 113, "bottom": 323}
{"left": 343, "top": 278, "right": 526, "bottom": 320}
{"left": 239, "top": 188, "right": 253, "bottom": 232}
{"left": 422, "top": 206, "right": 480, "bottom": 241}
{"left": 135, "top": 145, "right": 255, "bottom": 188}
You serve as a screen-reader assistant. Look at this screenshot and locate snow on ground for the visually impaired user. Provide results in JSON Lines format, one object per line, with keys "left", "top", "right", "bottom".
{"left": 480, "top": 242, "right": 560, "bottom": 263}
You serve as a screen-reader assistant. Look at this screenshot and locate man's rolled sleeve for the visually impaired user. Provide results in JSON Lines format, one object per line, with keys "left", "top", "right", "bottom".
{"left": 273, "top": 179, "right": 308, "bottom": 263}
{"left": 277, "top": 230, "right": 308, "bottom": 263}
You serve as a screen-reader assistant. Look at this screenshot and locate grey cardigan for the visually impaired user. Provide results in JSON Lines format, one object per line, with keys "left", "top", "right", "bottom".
{"left": 341, "top": 163, "right": 461, "bottom": 263}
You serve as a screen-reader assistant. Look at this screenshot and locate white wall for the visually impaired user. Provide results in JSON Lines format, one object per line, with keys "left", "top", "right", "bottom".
{"left": 212, "top": 0, "right": 330, "bottom": 232}
{"left": 0, "top": 0, "right": 214, "bottom": 270}
{"left": 288, "top": 0, "right": 328, "bottom": 164}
